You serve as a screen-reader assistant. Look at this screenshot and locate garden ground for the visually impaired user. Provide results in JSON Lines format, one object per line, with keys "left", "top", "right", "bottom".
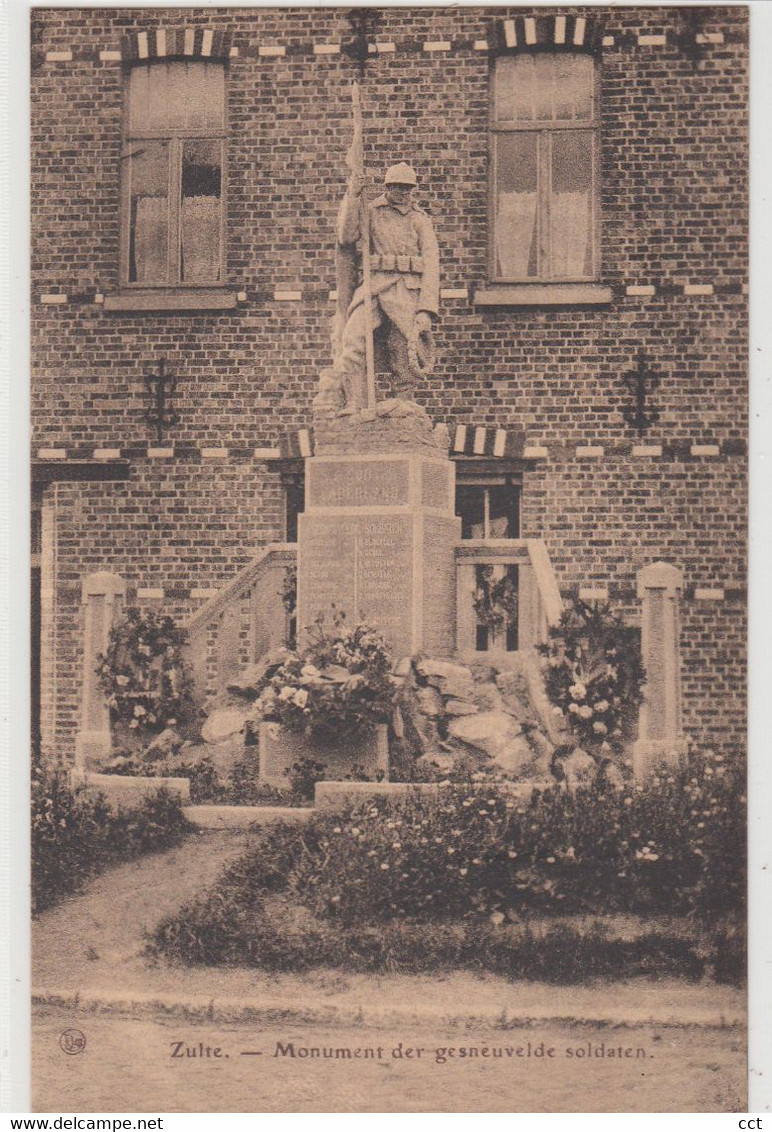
{"left": 31, "top": 829, "right": 747, "bottom": 1112}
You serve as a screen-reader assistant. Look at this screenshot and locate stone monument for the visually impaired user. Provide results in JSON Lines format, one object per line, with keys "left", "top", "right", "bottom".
{"left": 300, "top": 99, "right": 459, "bottom": 661}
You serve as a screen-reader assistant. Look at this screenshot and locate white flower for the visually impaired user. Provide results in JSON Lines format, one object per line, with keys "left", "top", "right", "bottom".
{"left": 592, "top": 721, "right": 608, "bottom": 735}
{"left": 569, "top": 682, "right": 587, "bottom": 701}
{"left": 552, "top": 706, "right": 564, "bottom": 716}
{"left": 594, "top": 700, "right": 609, "bottom": 713}
{"left": 133, "top": 704, "right": 146, "bottom": 717}
{"left": 116, "top": 674, "right": 130, "bottom": 687}
{"left": 293, "top": 688, "right": 308, "bottom": 708}
{"left": 578, "top": 705, "right": 593, "bottom": 720}
{"left": 490, "top": 911, "right": 506, "bottom": 926}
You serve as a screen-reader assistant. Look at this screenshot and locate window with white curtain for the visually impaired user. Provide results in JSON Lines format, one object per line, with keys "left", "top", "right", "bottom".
{"left": 122, "top": 61, "right": 226, "bottom": 286}
{"left": 490, "top": 53, "right": 599, "bottom": 283}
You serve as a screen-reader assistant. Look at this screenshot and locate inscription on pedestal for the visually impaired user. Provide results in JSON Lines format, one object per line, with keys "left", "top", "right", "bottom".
{"left": 355, "top": 518, "right": 414, "bottom": 645}
{"left": 298, "top": 447, "right": 459, "bottom": 658}
{"left": 298, "top": 514, "right": 415, "bottom": 651}
{"left": 299, "top": 522, "right": 356, "bottom": 623}
{"left": 309, "top": 459, "right": 410, "bottom": 509}
{"left": 422, "top": 514, "right": 461, "bottom": 654}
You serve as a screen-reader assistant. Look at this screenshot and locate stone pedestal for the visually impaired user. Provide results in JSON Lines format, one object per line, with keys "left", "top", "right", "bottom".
{"left": 633, "top": 561, "right": 688, "bottom": 780}
{"left": 298, "top": 405, "right": 461, "bottom": 658}
{"left": 259, "top": 722, "right": 389, "bottom": 786}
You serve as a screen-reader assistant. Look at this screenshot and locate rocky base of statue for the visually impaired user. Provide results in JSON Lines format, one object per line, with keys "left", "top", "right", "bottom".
{"left": 313, "top": 395, "right": 450, "bottom": 456}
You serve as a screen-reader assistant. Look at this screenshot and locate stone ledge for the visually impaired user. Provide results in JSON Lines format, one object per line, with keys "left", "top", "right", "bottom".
{"left": 185, "top": 804, "right": 313, "bottom": 828}
{"left": 314, "top": 779, "right": 553, "bottom": 809}
{"left": 103, "top": 288, "right": 240, "bottom": 312}
{"left": 473, "top": 283, "right": 613, "bottom": 307}
{"left": 71, "top": 771, "right": 190, "bottom": 805}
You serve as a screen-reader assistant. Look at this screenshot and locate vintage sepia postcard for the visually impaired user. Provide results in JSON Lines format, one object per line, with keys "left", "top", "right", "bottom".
{"left": 26, "top": 1, "right": 751, "bottom": 1114}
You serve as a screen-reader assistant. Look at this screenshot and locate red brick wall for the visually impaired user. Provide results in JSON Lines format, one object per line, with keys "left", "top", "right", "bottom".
{"left": 31, "top": 6, "right": 748, "bottom": 758}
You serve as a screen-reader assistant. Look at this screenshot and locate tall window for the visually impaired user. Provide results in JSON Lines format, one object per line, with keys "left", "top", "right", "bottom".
{"left": 490, "top": 53, "right": 599, "bottom": 283}
{"left": 122, "top": 61, "right": 226, "bottom": 286}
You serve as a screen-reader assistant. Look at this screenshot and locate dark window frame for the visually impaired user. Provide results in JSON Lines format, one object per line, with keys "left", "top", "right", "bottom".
{"left": 454, "top": 458, "right": 523, "bottom": 541}
{"left": 488, "top": 50, "right": 601, "bottom": 288}
{"left": 120, "top": 59, "right": 228, "bottom": 290}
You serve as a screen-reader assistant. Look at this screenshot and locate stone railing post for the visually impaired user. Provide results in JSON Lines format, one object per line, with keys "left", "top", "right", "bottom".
{"left": 633, "top": 561, "right": 687, "bottom": 781}
{"left": 74, "top": 571, "right": 125, "bottom": 770}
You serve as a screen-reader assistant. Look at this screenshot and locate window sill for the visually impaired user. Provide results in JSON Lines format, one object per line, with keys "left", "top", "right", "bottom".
{"left": 473, "top": 283, "right": 613, "bottom": 308}
{"left": 103, "top": 288, "right": 240, "bottom": 313}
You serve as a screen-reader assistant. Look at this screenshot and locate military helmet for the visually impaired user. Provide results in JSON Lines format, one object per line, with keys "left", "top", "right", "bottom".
{"left": 384, "top": 162, "right": 418, "bottom": 186}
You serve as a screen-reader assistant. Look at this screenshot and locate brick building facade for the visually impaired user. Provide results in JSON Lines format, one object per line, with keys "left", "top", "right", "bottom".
{"left": 30, "top": 6, "right": 748, "bottom": 762}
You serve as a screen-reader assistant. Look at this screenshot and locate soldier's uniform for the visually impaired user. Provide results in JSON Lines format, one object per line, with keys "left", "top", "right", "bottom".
{"left": 333, "top": 166, "right": 440, "bottom": 402}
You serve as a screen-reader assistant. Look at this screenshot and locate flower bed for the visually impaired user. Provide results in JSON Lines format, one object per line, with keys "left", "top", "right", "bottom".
{"left": 149, "top": 749, "right": 744, "bottom": 983}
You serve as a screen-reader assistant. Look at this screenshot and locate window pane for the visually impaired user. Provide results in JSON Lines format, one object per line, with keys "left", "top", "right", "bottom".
{"left": 554, "top": 54, "right": 594, "bottom": 121}
{"left": 456, "top": 486, "right": 485, "bottom": 540}
{"left": 488, "top": 484, "right": 520, "bottom": 539}
{"left": 201, "top": 64, "right": 226, "bottom": 130}
{"left": 128, "top": 141, "right": 169, "bottom": 283}
{"left": 550, "top": 131, "right": 593, "bottom": 278}
{"left": 129, "top": 62, "right": 225, "bottom": 133}
{"left": 495, "top": 55, "right": 536, "bottom": 123}
{"left": 180, "top": 139, "right": 222, "bottom": 282}
{"left": 495, "top": 133, "right": 538, "bottom": 279}
{"left": 163, "top": 64, "right": 189, "bottom": 131}
{"left": 533, "top": 56, "right": 555, "bottom": 122}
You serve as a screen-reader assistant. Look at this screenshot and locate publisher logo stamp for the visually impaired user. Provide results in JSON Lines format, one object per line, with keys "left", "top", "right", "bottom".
{"left": 59, "top": 1029, "right": 86, "bottom": 1056}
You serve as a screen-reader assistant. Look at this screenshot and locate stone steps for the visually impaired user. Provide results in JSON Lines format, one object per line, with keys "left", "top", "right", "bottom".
{"left": 185, "top": 803, "right": 313, "bottom": 828}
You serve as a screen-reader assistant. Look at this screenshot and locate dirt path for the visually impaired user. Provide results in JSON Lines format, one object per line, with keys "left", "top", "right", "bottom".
{"left": 33, "top": 828, "right": 252, "bottom": 990}
{"left": 32, "top": 1005, "right": 746, "bottom": 1113}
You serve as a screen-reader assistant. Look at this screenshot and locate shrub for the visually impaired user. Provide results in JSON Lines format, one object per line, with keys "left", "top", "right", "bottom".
{"left": 537, "top": 597, "right": 646, "bottom": 764}
{"left": 32, "top": 762, "right": 191, "bottom": 913}
{"left": 252, "top": 608, "right": 395, "bottom": 740}
{"left": 96, "top": 608, "right": 199, "bottom": 748}
{"left": 149, "top": 747, "right": 743, "bottom": 955}
{"left": 149, "top": 896, "right": 734, "bottom": 985}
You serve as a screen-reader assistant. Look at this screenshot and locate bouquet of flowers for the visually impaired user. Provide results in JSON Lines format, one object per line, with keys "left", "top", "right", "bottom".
{"left": 254, "top": 608, "right": 395, "bottom": 740}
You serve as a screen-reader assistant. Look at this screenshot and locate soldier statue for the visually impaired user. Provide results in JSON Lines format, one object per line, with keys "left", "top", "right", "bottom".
{"left": 316, "top": 161, "right": 440, "bottom": 412}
